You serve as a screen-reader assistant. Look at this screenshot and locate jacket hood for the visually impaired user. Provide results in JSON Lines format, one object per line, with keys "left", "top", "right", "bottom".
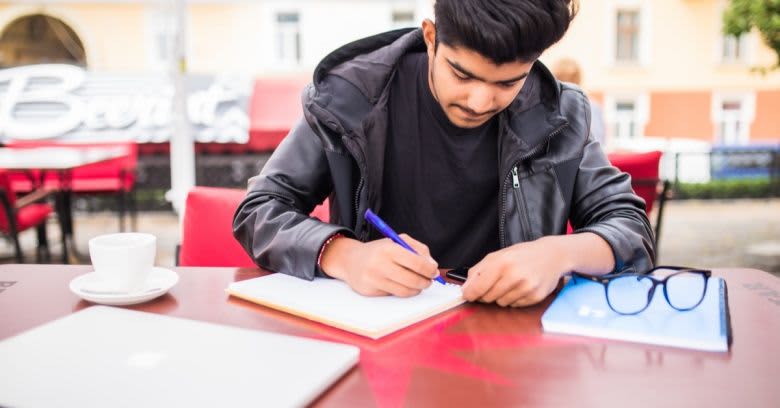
{"left": 304, "top": 28, "right": 568, "bottom": 147}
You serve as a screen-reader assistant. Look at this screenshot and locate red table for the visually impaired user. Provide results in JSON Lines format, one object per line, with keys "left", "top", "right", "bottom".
{"left": 1, "top": 264, "right": 778, "bottom": 407}
{"left": 0, "top": 146, "right": 129, "bottom": 262}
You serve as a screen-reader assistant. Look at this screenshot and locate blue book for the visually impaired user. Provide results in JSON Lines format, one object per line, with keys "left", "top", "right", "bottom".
{"left": 541, "top": 276, "right": 731, "bottom": 352}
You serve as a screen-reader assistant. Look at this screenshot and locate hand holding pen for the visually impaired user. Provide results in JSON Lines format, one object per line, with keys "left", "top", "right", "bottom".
{"left": 318, "top": 210, "right": 440, "bottom": 297}
{"left": 364, "top": 209, "right": 446, "bottom": 285}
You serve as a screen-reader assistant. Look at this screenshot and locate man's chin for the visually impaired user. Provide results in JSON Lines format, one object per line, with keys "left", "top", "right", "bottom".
{"left": 448, "top": 114, "right": 491, "bottom": 129}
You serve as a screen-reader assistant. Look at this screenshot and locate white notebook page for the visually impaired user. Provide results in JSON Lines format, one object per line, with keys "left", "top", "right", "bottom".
{"left": 227, "top": 274, "right": 465, "bottom": 339}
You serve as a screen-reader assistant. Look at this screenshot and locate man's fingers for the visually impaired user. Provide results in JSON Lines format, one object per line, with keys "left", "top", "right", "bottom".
{"left": 398, "top": 234, "right": 436, "bottom": 264}
{"left": 384, "top": 263, "right": 433, "bottom": 291}
{"left": 388, "top": 245, "right": 439, "bottom": 280}
{"left": 510, "top": 297, "right": 536, "bottom": 308}
{"left": 461, "top": 261, "right": 501, "bottom": 302}
{"left": 479, "top": 275, "right": 525, "bottom": 304}
{"left": 378, "top": 276, "right": 424, "bottom": 298}
{"left": 509, "top": 288, "right": 548, "bottom": 307}
{"left": 496, "top": 285, "right": 533, "bottom": 307}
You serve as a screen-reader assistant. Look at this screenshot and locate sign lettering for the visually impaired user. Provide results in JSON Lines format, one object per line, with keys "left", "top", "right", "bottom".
{"left": 0, "top": 64, "right": 250, "bottom": 144}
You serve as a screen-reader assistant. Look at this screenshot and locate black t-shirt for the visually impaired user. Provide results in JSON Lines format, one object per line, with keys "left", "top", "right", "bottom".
{"left": 377, "top": 52, "right": 500, "bottom": 268}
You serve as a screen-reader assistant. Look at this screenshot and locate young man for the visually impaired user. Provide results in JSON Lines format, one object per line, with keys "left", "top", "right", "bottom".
{"left": 233, "top": 0, "right": 655, "bottom": 307}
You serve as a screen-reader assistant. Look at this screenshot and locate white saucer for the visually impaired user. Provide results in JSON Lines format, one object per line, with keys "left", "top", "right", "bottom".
{"left": 69, "top": 267, "right": 179, "bottom": 306}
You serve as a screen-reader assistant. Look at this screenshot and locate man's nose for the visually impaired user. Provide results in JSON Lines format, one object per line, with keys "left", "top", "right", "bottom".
{"left": 466, "top": 85, "right": 494, "bottom": 114}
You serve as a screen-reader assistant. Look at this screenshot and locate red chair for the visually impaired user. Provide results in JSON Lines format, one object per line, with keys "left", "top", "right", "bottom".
{"left": 608, "top": 150, "right": 669, "bottom": 258}
{"left": 70, "top": 142, "right": 138, "bottom": 232}
{"left": 0, "top": 171, "right": 59, "bottom": 263}
{"left": 177, "top": 186, "right": 330, "bottom": 267}
{"left": 6, "top": 141, "right": 139, "bottom": 232}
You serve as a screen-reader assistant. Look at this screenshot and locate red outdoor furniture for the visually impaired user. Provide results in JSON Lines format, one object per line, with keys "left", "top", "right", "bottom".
{"left": 0, "top": 170, "right": 59, "bottom": 262}
{"left": 607, "top": 150, "right": 669, "bottom": 259}
{"left": 178, "top": 187, "right": 255, "bottom": 268}
{"left": 177, "top": 186, "right": 330, "bottom": 267}
{"left": 5, "top": 141, "right": 138, "bottom": 232}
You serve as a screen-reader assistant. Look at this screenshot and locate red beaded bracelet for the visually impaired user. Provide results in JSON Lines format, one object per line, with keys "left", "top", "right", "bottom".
{"left": 317, "top": 233, "right": 345, "bottom": 269}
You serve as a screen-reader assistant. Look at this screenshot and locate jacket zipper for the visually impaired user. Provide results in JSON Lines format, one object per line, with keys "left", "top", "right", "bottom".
{"left": 499, "top": 172, "right": 510, "bottom": 247}
{"left": 499, "top": 123, "right": 568, "bottom": 247}
{"left": 353, "top": 177, "right": 365, "bottom": 239}
{"left": 341, "top": 136, "right": 368, "bottom": 240}
{"left": 514, "top": 166, "right": 532, "bottom": 242}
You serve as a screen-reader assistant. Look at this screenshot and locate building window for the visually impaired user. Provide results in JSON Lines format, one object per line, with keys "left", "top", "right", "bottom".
{"left": 391, "top": 9, "right": 415, "bottom": 29}
{"left": 616, "top": 10, "right": 640, "bottom": 63}
{"left": 605, "top": 94, "right": 649, "bottom": 144}
{"left": 146, "top": 6, "right": 173, "bottom": 71}
{"left": 721, "top": 34, "right": 747, "bottom": 63}
{"left": 718, "top": 100, "right": 743, "bottom": 144}
{"left": 614, "top": 100, "right": 638, "bottom": 139}
{"left": 276, "top": 12, "right": 300, "bottom": 66}
{"left": 712, "top": 93, "right": 755, "bottom": 146}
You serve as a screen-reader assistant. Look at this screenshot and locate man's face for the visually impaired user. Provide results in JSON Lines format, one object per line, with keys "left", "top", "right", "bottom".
{"left": 423, "top": 20, "right": 533, "bottom": 129}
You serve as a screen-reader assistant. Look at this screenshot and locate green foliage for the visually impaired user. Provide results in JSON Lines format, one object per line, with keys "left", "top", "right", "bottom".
{"left": 675, "top": 178, "right": 777, "bottom": 199}
{"left": 723, "top": 0, "right": 780, "bottom": 70}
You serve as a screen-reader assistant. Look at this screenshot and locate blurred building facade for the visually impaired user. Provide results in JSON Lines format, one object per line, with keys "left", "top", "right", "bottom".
{"left": 0, "top": 0, "right": 428, "bottom": 145}
{"left": 542, "top": 0, "right": 780, "bottom": 148}
{"left": 0, "top": 0, "right": 426, "bottom": 75}
{"left": 0, "top": 0, "right": 777, "bottom": 150}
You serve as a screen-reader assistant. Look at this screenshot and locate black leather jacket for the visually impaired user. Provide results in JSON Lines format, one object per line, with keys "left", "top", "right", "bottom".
{"left": 233, "top": 28, "right": 655, "bottom": 280}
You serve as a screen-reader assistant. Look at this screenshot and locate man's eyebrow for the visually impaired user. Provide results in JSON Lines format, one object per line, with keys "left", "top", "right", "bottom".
{"left": 446, "top": 58, "right": 529, "bottom": 84}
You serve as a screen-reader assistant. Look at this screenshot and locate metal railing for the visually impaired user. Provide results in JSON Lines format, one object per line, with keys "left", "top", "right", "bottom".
{"left": 671, "top": 148, "right": 780, "bottom": 198}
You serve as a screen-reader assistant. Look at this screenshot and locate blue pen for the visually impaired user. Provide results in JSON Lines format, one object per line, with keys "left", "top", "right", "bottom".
{"left": 364, "top": 209, "right": 446, "bottom": 285}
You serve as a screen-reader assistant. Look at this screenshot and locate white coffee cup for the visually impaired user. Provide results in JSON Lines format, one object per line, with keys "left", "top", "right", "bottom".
{"left": 89, "top": 232, "right": 157, "bottom": 293}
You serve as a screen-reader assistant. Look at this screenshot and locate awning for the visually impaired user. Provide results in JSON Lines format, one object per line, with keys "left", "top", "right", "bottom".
{"left": 248, "top": 77, "right": 310, "bottom": 151}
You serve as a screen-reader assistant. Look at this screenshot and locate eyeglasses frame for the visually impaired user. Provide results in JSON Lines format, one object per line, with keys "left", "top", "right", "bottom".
{"left": 571, "top": 266, "right": 713, "bottom": 315}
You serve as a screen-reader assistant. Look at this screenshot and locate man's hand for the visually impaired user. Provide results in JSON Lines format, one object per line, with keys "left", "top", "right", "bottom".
{"left": 320, "top": 234, "right": 439, "bottom": 297}
{"left": 462, "top": 233, "right": 614, "bottom": 307}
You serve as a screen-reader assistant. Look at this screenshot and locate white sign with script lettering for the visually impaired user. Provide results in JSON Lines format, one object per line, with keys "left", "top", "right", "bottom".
{"left": 0, "top": 64, "right": 251, "bottom": 144}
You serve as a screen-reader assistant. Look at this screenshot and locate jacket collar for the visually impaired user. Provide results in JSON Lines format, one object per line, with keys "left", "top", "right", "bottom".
{"left": 497, "top": 61, "right": 569, "bottom": 175}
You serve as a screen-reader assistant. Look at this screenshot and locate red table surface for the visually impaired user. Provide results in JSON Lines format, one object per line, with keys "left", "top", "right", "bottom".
{"left": 1, "top": 264, "right": 779, "bottom": 407}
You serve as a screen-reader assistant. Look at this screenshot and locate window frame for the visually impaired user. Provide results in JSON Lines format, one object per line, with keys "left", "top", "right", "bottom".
{"left": 711, "top": 92, "right": 755, "bottom": 146}
{"left": 275, "top": 11, "right": 301, "bottom": 67}
{"left": 605, "top": 93, "right": 650, "bottom": 142}
{"left": 606, "top": 0, "right": 651, "bottom": 67}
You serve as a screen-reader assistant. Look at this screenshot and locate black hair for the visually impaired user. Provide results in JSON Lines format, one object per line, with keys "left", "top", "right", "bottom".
{"left": 434, "top": 0, "right": 578, "bottom": 64}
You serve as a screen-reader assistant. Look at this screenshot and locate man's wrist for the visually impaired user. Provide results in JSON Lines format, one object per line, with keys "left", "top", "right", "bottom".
{"left": 539, "top": 235, "right": 577, "bottom": 276}
{"left": 319, "top": 235, "right": 358, "bottom": 280}
{"left": 546, "top": 232, "right": 614, "bottom": 275}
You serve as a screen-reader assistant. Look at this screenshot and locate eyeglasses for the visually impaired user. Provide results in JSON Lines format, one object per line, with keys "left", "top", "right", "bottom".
{"left": 571, "top": 266, "right": 712, "bottom": 315}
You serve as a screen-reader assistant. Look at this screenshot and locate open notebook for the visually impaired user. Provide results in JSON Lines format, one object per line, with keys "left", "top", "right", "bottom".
{"left": 227, "top": 274, "right": 465, "bottom": 339}
{"left": 541, "top": 276, "right": 731, "bottom": 352}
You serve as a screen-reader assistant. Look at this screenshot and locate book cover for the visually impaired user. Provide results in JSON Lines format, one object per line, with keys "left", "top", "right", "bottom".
{"left": 541, "top": 276, "right": 731, "bottom": 352}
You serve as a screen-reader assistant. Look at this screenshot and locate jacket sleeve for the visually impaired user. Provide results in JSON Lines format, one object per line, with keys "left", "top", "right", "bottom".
{"left": 232, "top": 118, "right": 353, "bottom": 280}
{"left": 570, "top": 135, "right": 656, "bottom": 274}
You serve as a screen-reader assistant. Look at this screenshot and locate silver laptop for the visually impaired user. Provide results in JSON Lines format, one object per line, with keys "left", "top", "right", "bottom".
{"left": 0, "top": 306, "right": 359, "bottom": 408}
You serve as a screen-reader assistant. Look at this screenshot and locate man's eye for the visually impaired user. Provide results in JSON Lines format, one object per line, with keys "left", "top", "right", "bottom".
{"left": 454, "top": 73, "right": 470, "bottom": 81}
{"left": 499, "top": 82, "right": 517, "bottom": 88}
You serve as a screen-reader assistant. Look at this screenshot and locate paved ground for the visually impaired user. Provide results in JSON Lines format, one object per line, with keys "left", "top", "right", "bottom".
{"left": 654, "top": 199, "right": 780, "bottom": 275}
{"left": 3, "top": 199, "right": 779, "bottom": 277}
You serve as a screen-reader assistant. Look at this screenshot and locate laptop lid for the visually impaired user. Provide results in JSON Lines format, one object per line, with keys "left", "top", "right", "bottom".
{"left": 0, "top": 306, "right": 359, "bottom": 408}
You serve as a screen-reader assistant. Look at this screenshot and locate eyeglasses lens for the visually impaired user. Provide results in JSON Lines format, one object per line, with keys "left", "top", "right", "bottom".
{"left": 664, "top": 271, "right": 707, "bottom": 310}
{"left": 606, "top": 275, "right": 654, "bottom": 314}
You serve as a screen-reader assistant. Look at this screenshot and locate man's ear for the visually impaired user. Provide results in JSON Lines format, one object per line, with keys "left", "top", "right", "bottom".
{"left": 422, "top": 19, "right": 436, "bottom": 57}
